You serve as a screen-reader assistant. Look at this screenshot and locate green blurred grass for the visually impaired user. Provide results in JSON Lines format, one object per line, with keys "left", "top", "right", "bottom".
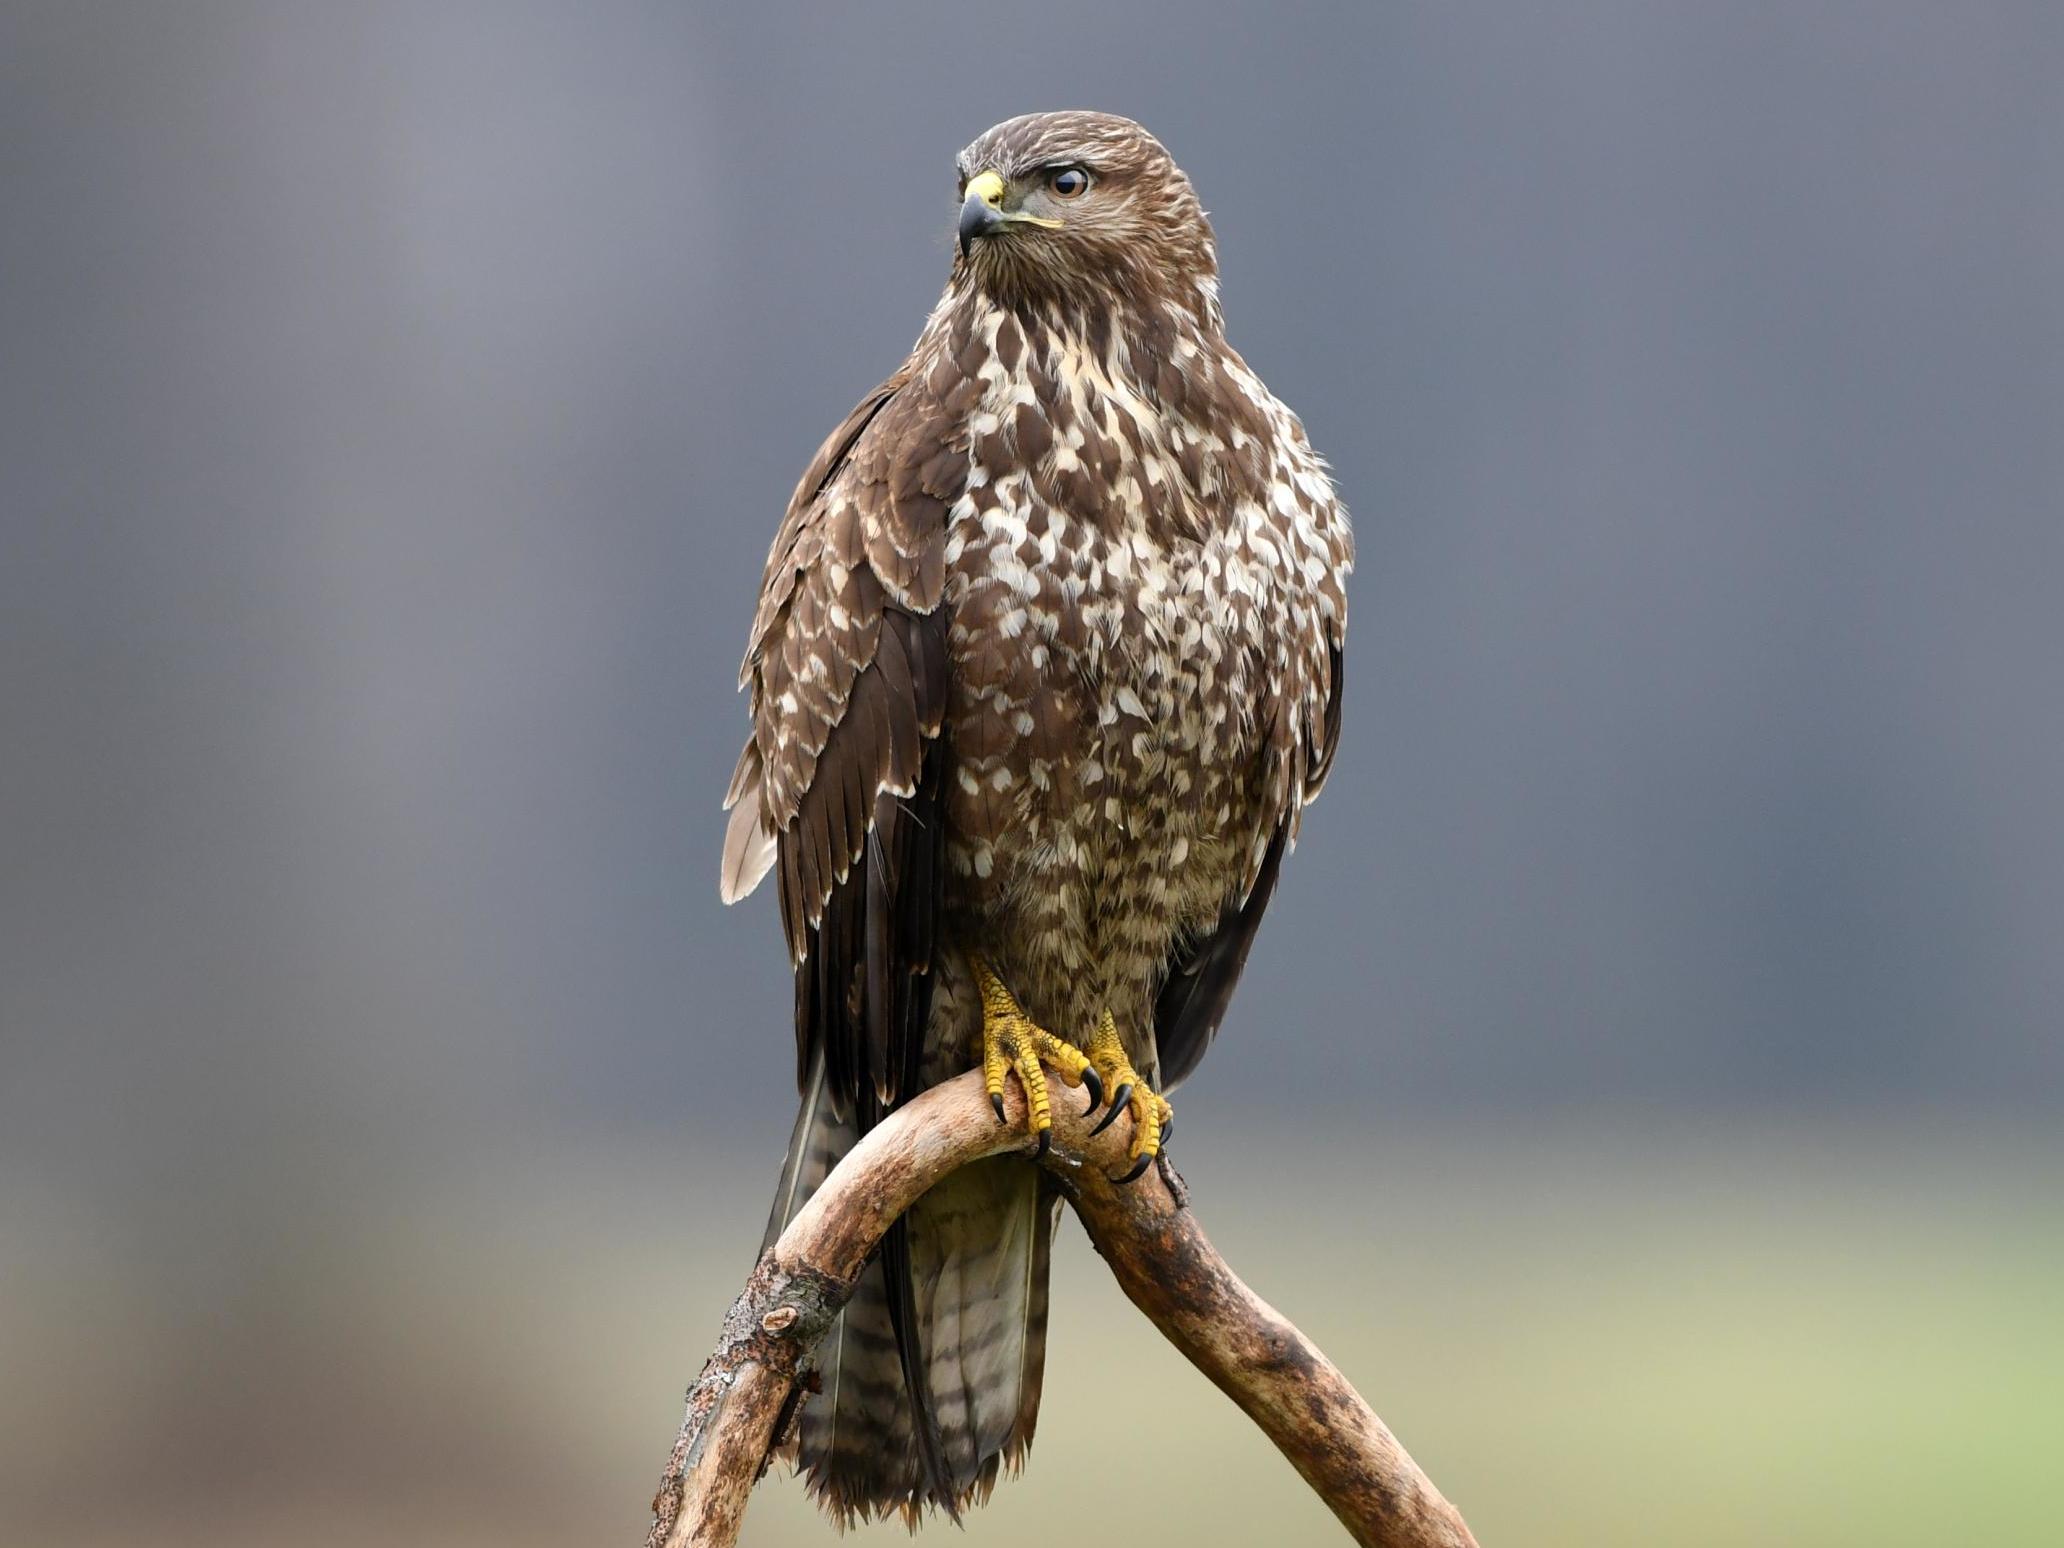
{"left": 7, "top": 1120, "right": 2060, "bottom": 1545}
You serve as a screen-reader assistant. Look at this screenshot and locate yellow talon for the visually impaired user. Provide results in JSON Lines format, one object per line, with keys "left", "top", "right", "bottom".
{"left": 973, "top": 958, "right": 1098, "bottom": 1156}
{"left": 1085, "top": 1010, "right": 1174, "bottom": 1181}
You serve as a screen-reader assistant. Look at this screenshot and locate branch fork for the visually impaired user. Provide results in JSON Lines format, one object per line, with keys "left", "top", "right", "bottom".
{"left": 645, "top": 1069, "right": 1478, "bottom": 1548}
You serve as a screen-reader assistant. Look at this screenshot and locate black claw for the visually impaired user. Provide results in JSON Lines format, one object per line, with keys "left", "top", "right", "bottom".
{"left": 1089, "top": 1082, "right": 1132, "bottom": 1137}
{"left": 990, "top": 1091, "right": 1006, "bottom": 1123}
{"left": 1111, "top": 1150, "right": 1155, "bottom": 1185}
{"left": 1080, "top": 1067, "right": 1104, "bottom": 1113}
{"left": 1160, "top": 1111, "right": 1174, "bottom": 1145}
{"left": 1033, "top": 1126, "right": 1051, "bottom": 1161}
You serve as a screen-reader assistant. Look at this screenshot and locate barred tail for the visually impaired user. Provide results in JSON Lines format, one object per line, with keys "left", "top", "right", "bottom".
{"left": 765, "top": 1055, "right": 1056, "bottom": 1525}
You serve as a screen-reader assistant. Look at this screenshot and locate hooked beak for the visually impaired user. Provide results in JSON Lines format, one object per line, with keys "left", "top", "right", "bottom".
{"left": 958, "top": 170, "right": 1007, "bottom": 258}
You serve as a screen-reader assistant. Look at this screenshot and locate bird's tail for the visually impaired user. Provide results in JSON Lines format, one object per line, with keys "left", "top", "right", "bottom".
{"left": 764, "top": 1055, "right": 1056, "bottom": 1525}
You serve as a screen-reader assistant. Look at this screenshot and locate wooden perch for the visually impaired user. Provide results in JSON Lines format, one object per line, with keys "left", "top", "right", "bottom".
{"left": 645, "top": 1070, "right": 1478, "bottom": 1548}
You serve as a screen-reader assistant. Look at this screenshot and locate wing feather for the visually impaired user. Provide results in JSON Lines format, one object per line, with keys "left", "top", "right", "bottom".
{"left": 724, "top": 368, "right": 966, "bottom": 1512}
{"left": 1152, "top": 823, "right": 1288, "bottom": 1090}
{"left": 1153, "top": 628, "right": 1345, "bottom": 1089}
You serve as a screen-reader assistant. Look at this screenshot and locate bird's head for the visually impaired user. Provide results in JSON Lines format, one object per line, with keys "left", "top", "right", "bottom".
{"left": 951, "top": 111, "right": 1218, "bottom": 319}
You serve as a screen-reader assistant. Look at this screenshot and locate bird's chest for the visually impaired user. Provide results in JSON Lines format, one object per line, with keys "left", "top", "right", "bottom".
{"left": 938, "top": 355, "right": 1288, "bottom": 926}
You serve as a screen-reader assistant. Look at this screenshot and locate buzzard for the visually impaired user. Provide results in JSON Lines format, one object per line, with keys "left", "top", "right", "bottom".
{"left": 721, "top": 111, "right": 1351, "bottom": 1523}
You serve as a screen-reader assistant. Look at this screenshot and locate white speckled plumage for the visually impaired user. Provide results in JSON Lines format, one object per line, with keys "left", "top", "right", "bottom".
{"left": 724, "top": 112, "right": 1350, "bottom": 1525}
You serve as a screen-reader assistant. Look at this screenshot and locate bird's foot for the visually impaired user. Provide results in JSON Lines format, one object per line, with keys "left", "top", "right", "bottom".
{"left": 973, "top": 958, "right": 1101, "bottom": 1159}
{"left": 1085, "top": 1010, "right": 1173, "bottom": 1183}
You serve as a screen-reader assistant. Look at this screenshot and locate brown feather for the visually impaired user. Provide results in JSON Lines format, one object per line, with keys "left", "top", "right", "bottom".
{"left": 719, "top": 788, "right": 777, "bottom": 905}
{"left": 742, "top": 110, "right": 1353, "bottom": 1525}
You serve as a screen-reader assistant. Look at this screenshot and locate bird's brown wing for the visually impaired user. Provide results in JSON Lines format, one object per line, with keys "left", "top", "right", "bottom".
{"left": 725, "top": 366, "right": 965, "bottom": 1110}
{"left": 728, "top": 363, "right": 974, "bottom": 1513}
{"left": 1154, "top": 638, "right": 1344, "bottom": 1089}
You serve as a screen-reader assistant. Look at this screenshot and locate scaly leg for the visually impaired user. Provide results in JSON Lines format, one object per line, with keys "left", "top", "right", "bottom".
{"left": 973, "top": 958, "right": 1102, "bottom": 1159}
{"left": 1085, "top": 1010, "right": 1175, "bottom": 1184}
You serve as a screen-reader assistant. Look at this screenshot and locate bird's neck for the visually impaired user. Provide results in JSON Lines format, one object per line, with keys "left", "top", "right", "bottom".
{"left": 925, "top": 282, "right": 1228, "bottom": 406}
{"left": 946, "top": 259, "right": 1223, "bottom": 340}
{"left": 914, "top": 278, "right": 1274, "bottom": 546}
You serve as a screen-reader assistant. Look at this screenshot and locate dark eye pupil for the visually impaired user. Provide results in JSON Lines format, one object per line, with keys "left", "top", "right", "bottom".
{"left": 1052, "top": 168, "right": 1087, "bottom": 196}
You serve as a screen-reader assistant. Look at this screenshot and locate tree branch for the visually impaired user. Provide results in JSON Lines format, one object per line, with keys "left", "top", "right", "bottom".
{"left": 645, "top": 1070, "right": 1478, "bottom": 1548}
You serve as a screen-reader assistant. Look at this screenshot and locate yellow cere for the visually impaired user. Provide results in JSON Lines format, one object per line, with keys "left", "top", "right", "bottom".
{"left": 966, "top": 168, "right": 1064, "bottom": 230}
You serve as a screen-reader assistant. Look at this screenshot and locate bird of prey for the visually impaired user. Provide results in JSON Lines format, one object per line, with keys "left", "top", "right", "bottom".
{"left": 721, "top": 110, "right": 1351, "bottom": 1524}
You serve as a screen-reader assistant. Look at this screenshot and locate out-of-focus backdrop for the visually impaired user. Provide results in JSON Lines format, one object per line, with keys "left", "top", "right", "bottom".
{"left": 4, "top": 4, "right": 2060, "bottom": 1545}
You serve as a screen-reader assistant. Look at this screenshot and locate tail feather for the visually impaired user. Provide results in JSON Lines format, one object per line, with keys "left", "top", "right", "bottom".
{"left": 761, "top": 1051, "right": 834, "bottom": 1253}
{"left": 766, "top": 1061, "right": 1055, "bottom": 1525}
{"left": 907, "top": 1158, "right": 1055, "bottom": 1484}
{"left": 880, "top": 1197, "right": 959, "bottom": 1520}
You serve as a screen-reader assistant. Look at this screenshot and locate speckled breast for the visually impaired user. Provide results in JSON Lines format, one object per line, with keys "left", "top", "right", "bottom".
{"left": 929, "top": 306, "right": 1323, "bottom": 1027}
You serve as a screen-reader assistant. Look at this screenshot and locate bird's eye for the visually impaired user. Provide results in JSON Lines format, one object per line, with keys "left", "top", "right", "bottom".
{"left": 1047, "top": 166, "right": 1090, "bottom": 198}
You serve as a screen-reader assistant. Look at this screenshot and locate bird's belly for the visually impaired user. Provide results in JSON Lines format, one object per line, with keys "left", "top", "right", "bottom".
{"left": 941, "top": 528, "right": 1275, "bottom": 1042}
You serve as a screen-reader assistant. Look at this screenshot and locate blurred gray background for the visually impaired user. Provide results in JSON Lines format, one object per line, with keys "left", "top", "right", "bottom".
{"left": 3, "top": 4, "right": 2059, "bottom": 1546}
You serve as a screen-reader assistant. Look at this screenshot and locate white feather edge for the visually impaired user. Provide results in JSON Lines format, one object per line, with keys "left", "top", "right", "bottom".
{"left": 719, "top": 784, "right": 778, "bottom": 902}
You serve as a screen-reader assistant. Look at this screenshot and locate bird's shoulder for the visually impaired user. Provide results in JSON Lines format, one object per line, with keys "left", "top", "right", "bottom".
{"left": 739, "top": 339, "right": 977, "bottom": 670}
